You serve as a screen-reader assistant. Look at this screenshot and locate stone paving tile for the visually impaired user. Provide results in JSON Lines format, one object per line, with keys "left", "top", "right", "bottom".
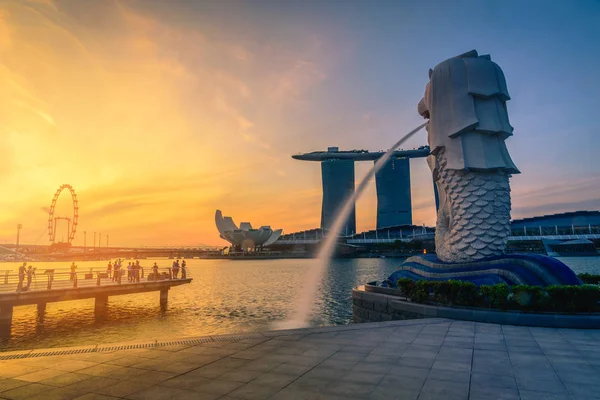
{"left": 93, "top": 379, "right": 155, "bottom": 398}
{"left": 378, "top": 374, "right": 426, "bottom": 391}
{"left": 327, "top": 380, "right": 376, "bottom": 397}
{"left": 126, "top": 385, "right": 201, "bottom": 400}
{"left": 1, "top": 319, "right": 600, "bottom": 400}
{"left": 387, "top": 365, "right": 430, "bottom": 379}
{"left": 227, "top": 381, "right": 282, "bottom": 399}
{"left": 10, "top": 368, "right": 65, "bottom": 383}
{"left": 0, "top": 382, "right": 56, "bottom": 400}
{"left": 339, "top": 371, "right": 385, "bottom": 385}
{"left": 24, "top": 385, "right": 91, "bottom": 400}
{"left": 73, "top": 394, "right": 122, "bottom": 400}
{"left": 431, "top": 359, "right": 471, "bottom": 372}
{"left": 427, "top": 368, "right": 470, "bottom": 383}
{"left": 301, "top": 366, "right": 345, "bottom": 381}
{"left": 470, "top": 384, "right": 520, "bottom": 400}
{"left": 396, "top": 356, "right": 435, "bottom": 369}
{"left": 0, "top": 379, "right": 30, "bottom": 393}
{"left": 192, "top": 377, "right": 245, "bottom": 396}
{"left": 562, "top": 382, "right": 600, "bottom": 399}
{"left": 419, "top": 378, "right": 469, "bottom": 400}
{"left": 158, "top": 373, "right": 211, "bottom": 390}
{"left": 39, "top": 372, "right": 92, "bottom": 387}
{"left": 76, "top": 364, "right": 125, "bottom": 378}
{"left": 268, "top": 363, "right": 312, "bottom": 376}
{"left": 128, "top": 370, "right": 176, "bottom": 384}
{"left": 64, "top": 376, "right": 121, "bottom": 393}
{"left": 515, "top": 376, "right": 569, "bottom": 394}
{"left": 0, "top": 364, "right": 42, "bottom": 379}
{"left": 518, "top": 390, "right": 572, "bottom": 400}
{"left": 470, "top": 372, "right": 517, "bottom": 389}
{"left": 350, "top": 361, "right": 392, "bottom": 374}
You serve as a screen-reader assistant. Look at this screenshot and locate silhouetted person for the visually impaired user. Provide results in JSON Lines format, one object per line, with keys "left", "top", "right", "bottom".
{"left": 127, "top": 262, "right": 133, "bottom": 282}
{"left": 17, "top": 263, "right": 26, "bottom": 292}
{"left": 70, "top": 262, "right": 77, "bottom": 281}
{"left": 107, "top": 261, "right": 112, "bottom": 279}
{"left": 113, "top": 263, "right": 121, "bottom": 282}
{"left": 134, "top": 260, "right": 141, "bottom": 283}
{"left": 181, "top": 260, "right": 187, "bottom": 279}
{"left": 172, "top": 259, "right": 180, "bottom": 279}
{"left": 152, "top": 262, "right": 159, "bottom": 280}
{"left": 26, "top": 266, "right": 35, "bottom": 290}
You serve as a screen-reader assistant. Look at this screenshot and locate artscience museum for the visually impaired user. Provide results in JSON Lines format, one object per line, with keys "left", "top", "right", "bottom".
{"left": 215, "top": 210, "right": 283, "bottom": 250}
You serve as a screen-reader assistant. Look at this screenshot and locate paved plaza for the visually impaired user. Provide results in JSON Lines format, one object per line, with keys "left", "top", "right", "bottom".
{"left": 0, "top": 318, "right": 599, "bottom": 399}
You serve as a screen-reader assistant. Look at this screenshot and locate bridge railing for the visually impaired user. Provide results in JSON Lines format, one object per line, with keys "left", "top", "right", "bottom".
{"left": 0, "top": 265, "right": 190, "bottom": 293}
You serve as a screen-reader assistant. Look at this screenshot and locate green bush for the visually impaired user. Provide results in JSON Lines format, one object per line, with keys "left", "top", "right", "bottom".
{"left": 578, "top": 273, "right": 600, "bottom": 285}
{"left": 412, "top": 280, "right": 435, "bottom": 303}
{"left": 510, "top": 285, "right": 550, "bottom": 312}
{"left": 396, "top": 278, "right": 415, "bottom": 298}
{"left": 400, "top": 279, "right": 600, "bottom": 313}
{"left": 480, "top": 284, "right": 510, "bottom": 310}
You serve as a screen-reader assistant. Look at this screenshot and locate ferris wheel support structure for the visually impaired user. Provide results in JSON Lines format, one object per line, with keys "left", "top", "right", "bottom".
{"left": 47, "top": 184, "right": 79, "bottom": 246}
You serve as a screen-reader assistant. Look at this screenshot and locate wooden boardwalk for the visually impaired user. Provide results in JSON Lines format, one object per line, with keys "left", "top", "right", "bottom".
{"left": 0, "top": 267, "right": 192, "bottom": 335}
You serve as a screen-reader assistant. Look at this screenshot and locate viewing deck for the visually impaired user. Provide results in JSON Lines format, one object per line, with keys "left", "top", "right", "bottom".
{"left": 0, "top": 266, "right": 192, "bottom": 335}
{"left": 292, "top": 147, "right": 430, "bottom": 161}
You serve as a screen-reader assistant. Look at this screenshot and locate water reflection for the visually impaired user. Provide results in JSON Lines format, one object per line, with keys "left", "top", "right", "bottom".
{"left": 0, "top": 257, "right": 596, "bottom": 351}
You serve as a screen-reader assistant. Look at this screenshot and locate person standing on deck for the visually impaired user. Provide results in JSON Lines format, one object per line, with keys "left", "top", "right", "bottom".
{"left": 181, "top": 260, "right": 187, "bottom": 279}
{"left": 152, "top": 262, "right": 159, "bottom": 280}
{"left": 134, "top": 260, "right": 141, "bottom": 282}
{"left": 26, "top": 266, "right": 35, "bottom": 290}
{"left": 113, "top": 262, "right": 120, "bottom": 282}
{"left": 172, "top": 259, "right": 180, "bottom": 279}
{"left": 17, "top": 263, "right": 26, "bottom": 292}
{"left": 107, "top": 261, "right": 112, "bottom": 279}
{"left": 70, "top": 262, "right": 77, "bottom": 281}
{"left": 127, "top": 262, "right": 132, "bottom": 282}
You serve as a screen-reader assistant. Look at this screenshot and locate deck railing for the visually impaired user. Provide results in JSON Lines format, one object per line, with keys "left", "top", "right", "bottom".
{"left": 0, "top": 265, "right": 190, "bottom": 293}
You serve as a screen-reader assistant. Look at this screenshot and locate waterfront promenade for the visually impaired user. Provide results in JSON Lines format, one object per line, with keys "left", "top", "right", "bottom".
{"left": 0, "top": 319, "right": 598, "bottom": 399}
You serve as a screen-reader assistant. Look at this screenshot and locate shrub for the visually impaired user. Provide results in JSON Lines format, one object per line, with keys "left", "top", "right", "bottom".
{"left": 412, "top": 280, "right": 435, "bottom": 303}
{"left": 546, "top": 285, "right": 576, "bottom": 312}
{"left": 480, "top": 284, "right": 510, "bottom": 310}
{"left": 572, "top": 285, "right": 600, "bottom": 312}
{"left": 578, "top": 273, "right": 600, "bottom": 285}
{"left": 399, "top": 279, "right": 600, "bottom": 313}
{"left": 510, "top": 285, "right": 550, "bottom": 312}
{"left": 396, "top": 278, "right": 415, "bottom": 298}
{"left": 454, "top": 281, "right": 479, "bottom": 306}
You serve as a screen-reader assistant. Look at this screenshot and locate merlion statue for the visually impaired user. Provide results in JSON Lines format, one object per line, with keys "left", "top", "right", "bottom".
{"left": 418, "top": 50, "right": 519, "bottom": 263}
{"left": 382, "top": 50, "right": 581, "bottom": 287}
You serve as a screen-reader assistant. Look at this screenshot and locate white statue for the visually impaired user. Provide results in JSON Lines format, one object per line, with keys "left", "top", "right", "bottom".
{"left": 418, "top": 50, "right": 520, "bottom": 263}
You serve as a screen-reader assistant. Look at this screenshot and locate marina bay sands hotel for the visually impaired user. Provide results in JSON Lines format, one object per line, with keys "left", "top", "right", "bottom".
{"left": 292, "top": 146, "right": 436, "bottom": 235}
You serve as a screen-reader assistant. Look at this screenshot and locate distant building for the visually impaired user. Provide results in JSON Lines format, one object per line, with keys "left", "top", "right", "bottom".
{"left": 320, "top": 154, "right": 356, "bottom": 235}
{"left": 293, "top": 146, "right": 432, "bottom": 234}
{"left": 215, "top": 210, "right": 282, "bottom": 250}
{"left": 375, "top": 157, "right": 412, "bottom": 228}
{"left": 511, "top": 210, "right": 600, "bottom": 236}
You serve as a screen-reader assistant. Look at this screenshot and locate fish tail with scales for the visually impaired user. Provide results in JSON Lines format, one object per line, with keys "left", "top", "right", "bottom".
{"left": 434, "top": 149, "right": 512, "bottom": 263}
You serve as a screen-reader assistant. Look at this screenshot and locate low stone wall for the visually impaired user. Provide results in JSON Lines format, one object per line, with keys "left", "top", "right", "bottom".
{"left": 352, "top": 286, "right": 600, "bottom": 328}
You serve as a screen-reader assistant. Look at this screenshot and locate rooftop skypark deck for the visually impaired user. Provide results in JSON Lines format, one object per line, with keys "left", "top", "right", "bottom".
{"left": 292, "top": 146, "right": 430, "bottom": 161}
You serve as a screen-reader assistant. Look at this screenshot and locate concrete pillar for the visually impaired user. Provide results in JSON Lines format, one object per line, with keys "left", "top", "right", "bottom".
{"left": 160, "top": 289, "right": 169, "bottom": 306}
{"left": 37, "top": 303, "right": 46, "bottom": 314}
{"left": 94, "top": 295, "right": 108, "bottom": 314}
{"left": 0, "top": 304, "right": 13, "bottom": 337}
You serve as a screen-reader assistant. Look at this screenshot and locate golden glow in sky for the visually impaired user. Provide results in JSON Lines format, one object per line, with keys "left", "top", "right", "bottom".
{"left": 2, "top": 0, "right": 597, "bottom": 246}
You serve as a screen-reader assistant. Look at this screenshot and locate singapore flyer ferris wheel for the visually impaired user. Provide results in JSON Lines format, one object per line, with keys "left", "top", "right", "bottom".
{"left": 48, "top": 184, "right": 79, "bottom": 248}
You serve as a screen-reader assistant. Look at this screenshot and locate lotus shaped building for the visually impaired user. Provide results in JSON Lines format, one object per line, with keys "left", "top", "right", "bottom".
{"left": 215, "top": 210, "right": 283, "bottom": 249}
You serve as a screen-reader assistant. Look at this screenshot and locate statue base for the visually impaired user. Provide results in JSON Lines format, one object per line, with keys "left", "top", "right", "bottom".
{"left": 385, "top": 254, "right": 581, "bottom": 287}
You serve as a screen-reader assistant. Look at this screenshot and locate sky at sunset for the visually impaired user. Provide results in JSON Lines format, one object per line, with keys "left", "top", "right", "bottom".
{"left": 1, "top": 0, "right": 599, "bottom": 247}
